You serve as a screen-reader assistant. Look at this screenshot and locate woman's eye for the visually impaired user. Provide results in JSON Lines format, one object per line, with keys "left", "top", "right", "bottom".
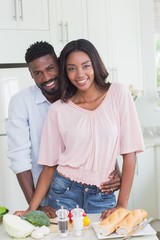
{"left": 84, "top": 64, "right": 90, "bottom": 69}
{"left": 67, "top": 67, "right": 75, "bottom": 71}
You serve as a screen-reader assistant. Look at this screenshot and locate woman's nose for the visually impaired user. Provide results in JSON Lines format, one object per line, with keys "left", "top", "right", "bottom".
{"left": 76, "top": 68, "right": 84, "bottom": 77}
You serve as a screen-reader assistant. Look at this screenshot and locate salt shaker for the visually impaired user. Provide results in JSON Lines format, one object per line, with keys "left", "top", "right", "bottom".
{"left": 56, "top": 206, "right": 69, "bottom": 238}
{"left": 71, "top": 205, "right": 84, "bottom": 237}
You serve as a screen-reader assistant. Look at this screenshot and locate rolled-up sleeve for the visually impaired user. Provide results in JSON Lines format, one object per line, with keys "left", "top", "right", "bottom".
{"left": 6, "top": 95, "right": 32, "bottom": 174}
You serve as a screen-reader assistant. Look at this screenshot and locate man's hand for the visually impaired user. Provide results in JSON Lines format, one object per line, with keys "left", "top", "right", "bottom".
{"left": 100, "top": 169, "right": 121, "bottom": 193}
{"left": 38, "top": 206, "right": 56, "bottom": 219}
{"left": 14, "top": 206, "right": 56, "bottom": 219}
{"left": 14, "top": 209, "right": 31, "bottom": 217}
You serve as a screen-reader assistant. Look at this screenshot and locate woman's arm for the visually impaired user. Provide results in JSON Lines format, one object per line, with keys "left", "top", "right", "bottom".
{"left": 14, "top": 165, "right": 56, "bottom": 216}
{"left": 116, "top": 152, "right": 136, "bottom": 208}
{"left": 100, "top": 152, "right": 136, "bottom": 220}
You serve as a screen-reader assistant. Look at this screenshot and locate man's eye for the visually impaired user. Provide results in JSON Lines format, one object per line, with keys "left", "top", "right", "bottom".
{"left": 48, "top": 66, "right": 54, "bottom": 71}
{"left": 34, "top": 72, "right": 41, "bottom": 76}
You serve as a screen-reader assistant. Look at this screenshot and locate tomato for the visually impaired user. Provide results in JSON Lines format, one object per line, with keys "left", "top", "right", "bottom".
{"left": 82, "top": 212, "right": 87, "bottom": 217}
{"left": 68, "top": 210, "right": 73, "bottom": 223}
{"left": 83, "top": 216, "right": 90, "bottom": 226}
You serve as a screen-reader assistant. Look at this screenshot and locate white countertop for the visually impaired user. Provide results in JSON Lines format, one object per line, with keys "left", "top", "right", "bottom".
{"left": 144, "top": 137, "right": 160, "bottom": 148}
{"left": 0, "top": 214, "right": 159, "bottom": 240}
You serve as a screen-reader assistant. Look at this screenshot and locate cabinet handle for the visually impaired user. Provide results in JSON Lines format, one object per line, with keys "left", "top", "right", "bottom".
{"left": 59, "top": 21, "right": 63, "bottom": 43}
{"left": 12, "top": 0, "right": 17, "bottom": 21}
{"left": 109, "top": 67, "right": 118, "bottom": 83}
{"left": 112, "top": 67, "right": 118, "bottom": 82}
{"left": 18, "top": 0, "right": 23, "bottom": 21}
{"left": 64, "top": 22, "right": 68, "bottom": 42}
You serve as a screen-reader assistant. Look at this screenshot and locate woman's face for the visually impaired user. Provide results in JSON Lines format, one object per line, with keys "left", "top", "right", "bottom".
{"left": 66, "top": 51, "right": 95, "bottom": 91}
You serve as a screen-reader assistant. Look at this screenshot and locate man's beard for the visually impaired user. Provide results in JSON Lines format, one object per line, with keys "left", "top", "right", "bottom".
{"left": 37, "top": 77, "right": 60, "bottom": 96}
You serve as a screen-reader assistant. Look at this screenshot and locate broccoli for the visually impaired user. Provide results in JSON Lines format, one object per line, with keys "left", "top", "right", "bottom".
{"left": 0, "top": 206, "right": 9, "bottom": 217}
{"left": 21, "top": 210, "right": 50, "bottom": 227}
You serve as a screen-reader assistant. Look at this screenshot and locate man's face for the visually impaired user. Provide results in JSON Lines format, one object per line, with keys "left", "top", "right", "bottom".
{"left": 29, "top": 54, "right": 59, "bottom": 97}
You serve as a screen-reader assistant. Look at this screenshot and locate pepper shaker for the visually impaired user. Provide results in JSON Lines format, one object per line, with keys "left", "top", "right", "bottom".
{"left": 56, "top": 206, "right": 69, "bottom": 238}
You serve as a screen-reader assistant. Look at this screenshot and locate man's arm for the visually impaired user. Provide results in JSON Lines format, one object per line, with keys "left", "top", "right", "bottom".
{"left": 16, "top": 170, "right": 35, "bottom": 204}
{"left": 14, "top": 166, "right": 56, "bottom": 217}
{"left": 16, "top": 169, "right": 56, "bottom": 218}
{"left": 6, "top": 95, "right": 35, "bottom": 203}
{"left": 6, "top": 95, "right": 56, "bottom": 218}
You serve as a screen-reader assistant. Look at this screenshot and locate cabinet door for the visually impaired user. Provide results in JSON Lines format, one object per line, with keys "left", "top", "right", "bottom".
{"left": 61, "top": 0, "right": 87, "bottom": 42}
{"left": 87, "top": 0, "right": 143, "bottom": 89}
{"left": 108, "top": 0, "right": 143, "bottom": 89}
{"left": 132, "top": 148, "right": 157, "bottom": 219}
{"left": 49, "top": 0, "right": 88, "bottom": 55}
{"left": 17, "top": 0, "right": 49, "bottom": 30}
{"left": 0, "top": 0, "right": 17, "bottom": 29}
{"left": 0, "top": 0, "right": 49, "bottom": 30}
{"left": 86, "top": 0, "right": 110, "bottom": 69}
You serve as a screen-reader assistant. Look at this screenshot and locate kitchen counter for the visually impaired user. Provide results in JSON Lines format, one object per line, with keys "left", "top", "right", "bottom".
{"left": 144, "top": 137, "right": 160, "bottom": 148}
{"left": 0, "top": 214, "right": 159, "bottom": 240}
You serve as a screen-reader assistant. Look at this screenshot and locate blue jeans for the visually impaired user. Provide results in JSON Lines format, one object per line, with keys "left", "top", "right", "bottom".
{"left": 47, "top": 170, "right": 116, "bottom": 213}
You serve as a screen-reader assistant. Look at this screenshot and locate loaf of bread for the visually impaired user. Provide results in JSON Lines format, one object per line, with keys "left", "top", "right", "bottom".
{"left": 116, "top": 209, "right": 148, "bottom": 235}
{"left": 93, "top": 208, "right": 130, "bottom": 236}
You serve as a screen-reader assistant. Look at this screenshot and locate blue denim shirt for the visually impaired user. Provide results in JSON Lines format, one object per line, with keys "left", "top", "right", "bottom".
{"left": 6, "top": 85, "right": 51, "bottom": 187}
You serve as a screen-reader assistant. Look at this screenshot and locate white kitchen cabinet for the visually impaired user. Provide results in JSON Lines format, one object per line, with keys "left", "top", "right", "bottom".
{"left": 49, "top": 0, "right": 88, "bottom": 55}
{"left": 0, "top": 30, "right": 50, "bottom": 63}
{"left": 0, "top": 0, "right": 50, "bottom": 63}
{"left": 132, "top": 147, "right": 158, "bottom": 219}
{"left": 86, "top": 0, "right": 143, "bottom": 90}
{"left": 0, "top": 0, "right": 49, "bottom": 30}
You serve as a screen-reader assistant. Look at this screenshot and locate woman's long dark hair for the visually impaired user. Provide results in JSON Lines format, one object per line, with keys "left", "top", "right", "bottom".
{"left": 59, "top": 39, "right": 110, "bottom": 102}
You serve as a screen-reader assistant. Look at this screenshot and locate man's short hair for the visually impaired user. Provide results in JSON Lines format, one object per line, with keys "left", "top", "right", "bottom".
{"left": 25, "top": 41, "right": 57, "bottom": 64}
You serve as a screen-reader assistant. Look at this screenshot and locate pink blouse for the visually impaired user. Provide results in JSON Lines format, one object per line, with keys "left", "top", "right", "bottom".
{"left": 38, "top": 83, "right": 144, "bottom": 187}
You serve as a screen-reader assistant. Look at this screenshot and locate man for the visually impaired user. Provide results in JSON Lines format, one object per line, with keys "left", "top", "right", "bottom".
{"left": 6, "top": 41, "right": 120, "bottom": 218}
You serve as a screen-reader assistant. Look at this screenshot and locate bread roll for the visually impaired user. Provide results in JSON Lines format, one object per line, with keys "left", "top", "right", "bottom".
{"left": 116, "top": 209, "right": 148, "bottom": 235}
{"left": 94, "top": 208, "right": 130, "bottom": 236}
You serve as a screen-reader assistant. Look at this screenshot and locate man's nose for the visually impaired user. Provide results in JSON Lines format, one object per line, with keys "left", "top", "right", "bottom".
{"left": 43, "top": 71, "right": 51, "bottom": 81}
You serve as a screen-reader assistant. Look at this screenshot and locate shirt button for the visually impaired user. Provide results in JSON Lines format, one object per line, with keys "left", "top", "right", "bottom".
{"left": 85, "top": 188, "right": 89, "bottom": 192}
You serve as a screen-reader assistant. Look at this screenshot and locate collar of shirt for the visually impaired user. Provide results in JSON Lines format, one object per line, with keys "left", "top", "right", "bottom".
{"left": 34, "top": 85, "right": 50, "bottom": 105}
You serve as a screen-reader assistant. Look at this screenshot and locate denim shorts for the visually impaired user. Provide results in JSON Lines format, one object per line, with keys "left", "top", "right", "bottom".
{"left": 47, "top": 170, "right": 116, "bottom": 213}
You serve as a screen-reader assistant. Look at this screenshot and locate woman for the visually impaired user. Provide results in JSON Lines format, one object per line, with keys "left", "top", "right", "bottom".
{"left": 15, "top": 39, "right": 144, "bottom": 219}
